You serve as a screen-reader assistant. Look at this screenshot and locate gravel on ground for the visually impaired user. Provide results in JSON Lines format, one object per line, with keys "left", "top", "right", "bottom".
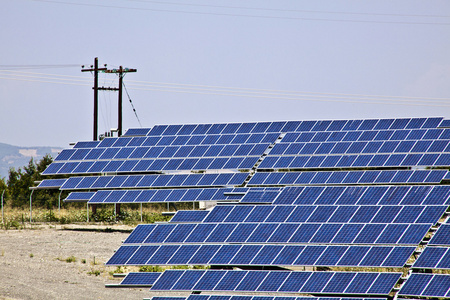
{"left": 0, "top": 224, "right": 191, "bottom": 300}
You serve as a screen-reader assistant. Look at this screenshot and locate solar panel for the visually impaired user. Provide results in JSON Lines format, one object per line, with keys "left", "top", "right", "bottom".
{"left": 399, "top": 273, "right": 450, "bottom": 298}
{"left": 118, "top": 272, "right": 161, "bottom": 286}
{"left": 64, "top": 192, "right": 95, "bottom": 202}
{"left": 36, "top": 179, "right": 67, "bottom": 189}
{"left": 413, "top": 247, "right": 450, "bottom": 269}
{"left": 429, "top": 224, "right": 450, "bottom": 246}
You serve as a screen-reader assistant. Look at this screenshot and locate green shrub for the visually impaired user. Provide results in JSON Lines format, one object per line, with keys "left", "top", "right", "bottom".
{"left": 139, "top": 265, "right": 164, "bottom": 272}
{"left": 65, "top": 256, "right": 76, "bottom": 263}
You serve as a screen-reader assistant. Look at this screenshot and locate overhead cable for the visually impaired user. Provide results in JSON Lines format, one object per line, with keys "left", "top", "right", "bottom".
{"left": 26, "top": 0, "right": 450, "bottom": 25}
{"left": 125, "top": 0, "right": 450, "bottom": 18}
{"left": 1, "top": 70, "right": 449, "bottom": 108}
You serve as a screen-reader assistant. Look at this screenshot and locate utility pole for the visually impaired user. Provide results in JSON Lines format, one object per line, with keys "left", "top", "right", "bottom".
{"left": 82, "top": 59, "right": 137, "bottom": 138}
{"left": 104, "top": 66, "right": 137, "bottom": 136}
{"left": 81, "top": 57, "right": 107, "bottom": 141}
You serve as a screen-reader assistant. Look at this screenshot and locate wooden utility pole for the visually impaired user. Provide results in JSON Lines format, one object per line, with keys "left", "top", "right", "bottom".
{"left": 81, "top": 57, "right": 107, "bottom": 141}
{"left": 104, "top": 66, "right": 137, "bottom": 136}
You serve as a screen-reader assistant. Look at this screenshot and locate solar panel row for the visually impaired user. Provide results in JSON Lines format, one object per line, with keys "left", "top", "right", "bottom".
{"left": 107, "top": 244, "right": 414, "bottom": 268}
{"left": 43, "top": 156, "right": 259, "bottom": 175}
{"left": 279, "top": 128, "right": 450, "bottom": 143}
{"left": 399, "top": 273, "right": 450, "bottom": 297}
{"left": 56, "top": 143, "right": 272, "bottom": 162}
{"left": 150, "top": 270, "right": 402, "bottom": 295}
{"left": 192, "top": 204, "right": 446, "bottom": 224}
{"left": 74, "top": 128, "right": 450, "bottom": 152}
{"left": 79, "top": 133, "right": 280, "bottom": 149}
{"left": 68, "top": 187, "right": 280, "bottom": 204}
{"left": 259, "top": 153, "right": 450, "bottom": 169}
{"left": 413, "top": 247, "right": 450, "bottom": 269}
{"left": 272, "top": 140, "right": 450, "bottom": 156}
{"left": 59, "top": 173, "right": 249, "bottom": 190}
{"left": 151, "top": 296, "right": 387, "bottom": 300}
{"left": 87, "top": 188, "right": 243, "bottom": 204}
{"left": 249, "top": 170, "right": 447, "bottom": 186}
{"left": 268, "top": 185, "right": 450, "bottom": 206}
{"left": 123, "top": 223, "right": 430, "bottom": 245}
{"left": 140, "top": 118, "right": 443, "bottom": 137}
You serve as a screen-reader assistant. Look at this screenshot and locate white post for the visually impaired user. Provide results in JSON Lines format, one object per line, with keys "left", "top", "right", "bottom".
{"left": 1, "top": 190, "right": 5, "bottom": 224}
{"left": 87, "top": 203, "right": 89, "bottom": 222}
{"left": 140, "top": 203, "right": 143, "bottom": 222}
{"left": 29, "top": 189, "right": 34, "bottom": 223}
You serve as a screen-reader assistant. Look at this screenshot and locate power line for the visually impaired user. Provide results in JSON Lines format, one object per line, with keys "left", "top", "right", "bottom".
{"left": 1, "top": 70, "right": 449, "bottom": 107}
{"left": 125, "top": 0, "right": 450, "bottom": 18}
{"left": 124, "top": 80, "right": 450, "bottom": 103}
{"left": 25, "top": 0, "right": 450, "bottom": 25}
{"left": 125, "top": 86, "right": 450, "bottom": 108}
{"left": 2, "top": 70, "right": 449, "bottom": 103}
{"left": 0, "top": 64, "right": 80, "bottom": 70}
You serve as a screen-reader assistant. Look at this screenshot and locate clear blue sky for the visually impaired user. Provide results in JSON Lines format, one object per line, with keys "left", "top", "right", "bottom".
{"left": 1, "top": 0, "right": 450, "bottom": 147}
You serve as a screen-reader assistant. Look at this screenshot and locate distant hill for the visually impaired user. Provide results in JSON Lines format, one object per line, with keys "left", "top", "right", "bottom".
{"left": 0, "top": 142, "right": 63, "bottom": 179}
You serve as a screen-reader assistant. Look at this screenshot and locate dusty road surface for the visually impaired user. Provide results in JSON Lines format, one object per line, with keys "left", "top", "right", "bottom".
{"left": 0, "top": 224, "right": 191, "bottom": 300}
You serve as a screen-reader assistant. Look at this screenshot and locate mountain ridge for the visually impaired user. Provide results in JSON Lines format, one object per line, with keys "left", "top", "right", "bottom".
{"left": 0, "top": 142, "right": 63, "bottom": 179}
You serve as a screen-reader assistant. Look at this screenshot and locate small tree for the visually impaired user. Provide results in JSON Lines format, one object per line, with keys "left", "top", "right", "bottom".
{"left": 6, "top": 155, "right": 57, "bottom": 208}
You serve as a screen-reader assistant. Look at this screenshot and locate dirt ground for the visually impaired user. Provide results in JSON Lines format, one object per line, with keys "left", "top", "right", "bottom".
{"left": 0, "top": 224, "right": 191, "bottom": 300}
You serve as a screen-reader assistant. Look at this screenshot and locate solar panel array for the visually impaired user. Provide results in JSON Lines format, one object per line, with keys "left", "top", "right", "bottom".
{"left": 151, "top": 297, "right": 386, "bottom": 300}
{"left": 38, "top": 117, "right": 450, "bottom": 298}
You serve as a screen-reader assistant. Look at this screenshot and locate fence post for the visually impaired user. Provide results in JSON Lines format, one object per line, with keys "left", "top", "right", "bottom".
{"left": 1, "top": 190, "right": 5, "bottom": 224}
{"left": 29, "top": 189, "right": 35, "bottom": 223}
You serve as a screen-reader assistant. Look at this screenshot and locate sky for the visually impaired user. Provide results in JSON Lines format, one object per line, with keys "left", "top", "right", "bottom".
{"left": 1, "top": 0, "right": 450, "bottom": 148}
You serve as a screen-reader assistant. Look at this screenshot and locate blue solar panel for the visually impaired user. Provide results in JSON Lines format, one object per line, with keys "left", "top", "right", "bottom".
{"left": 429, "top": 224, "right": 450, "bottom": 245}
{"left": 399, "top": 273, "right": 450, "bottom": 298}
{"left": 118, "top": 272, "right": 161, "bottom": 286}
{"left": 64, "top": 191, "right": 95, "bottom": 202}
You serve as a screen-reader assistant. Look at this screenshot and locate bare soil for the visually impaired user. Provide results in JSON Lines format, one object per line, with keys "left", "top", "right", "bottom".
{"left": 0, "top": 224, "right": 190, "bottom": 300}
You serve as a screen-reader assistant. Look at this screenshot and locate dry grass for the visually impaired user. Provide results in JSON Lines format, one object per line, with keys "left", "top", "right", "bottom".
{"left": 0, "top": 202, "right": 180, "bottom": 229}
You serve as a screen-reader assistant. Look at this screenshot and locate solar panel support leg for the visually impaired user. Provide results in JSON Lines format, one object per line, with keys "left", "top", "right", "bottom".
{"left": 140, "top": 203, "right": 143, "bottom": 222}
{"left": 58, "top": 191, "right": 62, "bottom": 216}
{"left": 87, "top": 203, "right": 89, "bottom": 223}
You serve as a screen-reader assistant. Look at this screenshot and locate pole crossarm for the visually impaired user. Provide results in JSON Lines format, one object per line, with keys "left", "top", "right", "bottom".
{"left": 98, "top": 87, "right": 119, "bottom": 91}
